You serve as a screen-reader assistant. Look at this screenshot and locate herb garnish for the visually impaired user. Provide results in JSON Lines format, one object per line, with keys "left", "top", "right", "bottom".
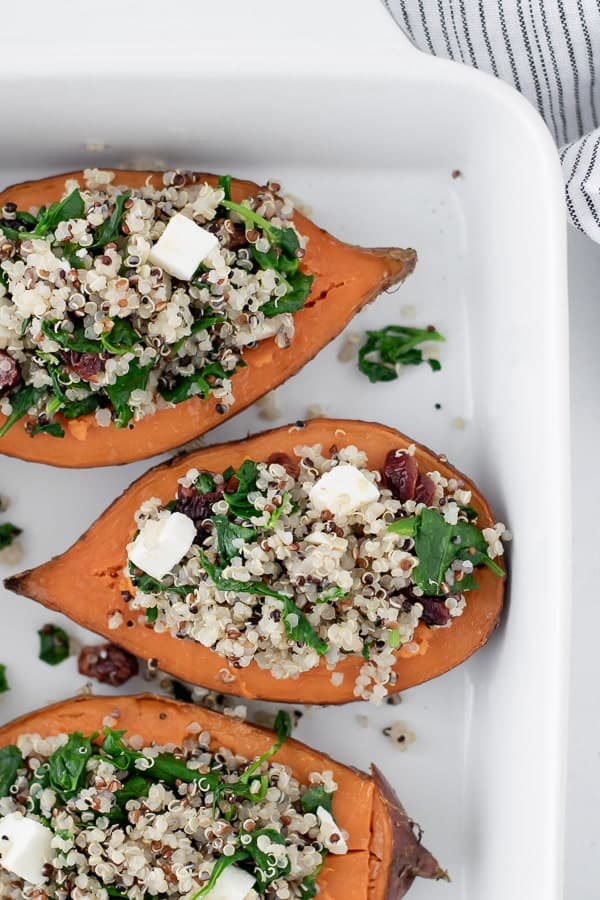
{"left": 388, "top": 507, "right": 503, "bottom": 595}
{"left": 358, "top": 325, "right": 445, "bottom": 383}
{"left": 223, "top": 460, "right": 260, "bottom": 519}
{"left": 48, "top": 732, "right": 96, "bottom": 800}
{"left": 301, "top": 784, "right": 333, "bottom": 814}
{"left": 159, "top": 361, "right": 227, "bottom": 405}
{"left": 38, "top": 624, "right": 70, "bottom": 665}
{"left": 212, "top": 515, "right": 257, "bottom": 565}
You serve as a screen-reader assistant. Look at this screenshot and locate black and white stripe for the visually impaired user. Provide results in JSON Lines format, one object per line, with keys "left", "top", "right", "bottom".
{"left": 386, "top": 0, "right": 600, "bottom": 241}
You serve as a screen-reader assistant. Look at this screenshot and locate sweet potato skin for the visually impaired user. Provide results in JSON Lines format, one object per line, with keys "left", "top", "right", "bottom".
{"left": 0, "top": 171, "right": 416, "bottom": 467}
{"left": 5, "top": 419, "right": 505, "bottom": 704}
{"left": 0, "top": 694, "right": 442, "bottom": 899}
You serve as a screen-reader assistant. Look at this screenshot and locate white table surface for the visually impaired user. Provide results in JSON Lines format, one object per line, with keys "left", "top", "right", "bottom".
{"left": 565, "top": 226, "right": 598, "bottom": 900}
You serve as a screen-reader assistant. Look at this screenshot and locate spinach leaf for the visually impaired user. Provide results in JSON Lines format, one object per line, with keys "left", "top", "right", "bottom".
{"left": 266, "top": 492, "right": 289, "bottom": 528}
{"left": 0, "top": 523, "right": 20, "bottom": 550}
{"left": 60, "top": 394, "right": 101, "bottom": 419}
{"left": 146, "top": 606, "right": 158, "bottom": 623}
{"left": 14, "top": 210, "right": 37, "bottom": 227}
{"left": 388, "top": 508, "right": 503, "bottom": 595}
{"left": 261, "top": 270, "right": 313, "bottom": 317}
{"left": 222, "top": 199, "right": 301, "bottom": 259}
{"left": 30, "top": 420, "right": 65, "bottom": 438}
{"left": 358, "top": 325, "right": 445, "bottom": 383}
{"left": 90, "top": 191, "right": 131, "bottom": 249}
{"left": 239, "top": 711, "right": 291, "bottom": 783}
{"left": 48, "top": 732, "right": 95, "bottom": 799}
{"left": 211, "top": 515, "right": 256, "bottom": 565}
{"left": 246, "top": 828, "right": 291, "bottom": 889}
{"left": 388, "top": 628, "right": 401, "bottom": 649}
{"left": 191, "top": 850, "right": 251, "bottom": 899}
{"left": 0, "top": 664, "right": 8, "bottom": 693}
{"left": 105, "top": 359, "right": 152, "bottom": 427}
{"left": 0, "top": 223, "right": 25, "bottom": 240}
{"left": 361, "top": 641, "right": 371, "bottom": 661}
{"left": 301, "top": 784, "right": 333, "bottom": 814}
{"left": 129, "top": 561, "right": 195, "bottom": 598}
{"left": 33, "top": 188, "right": 85, "bottom": 237}
{"left": 100, "top": 318, "right": 138, "bottom": 355}
{"left": 0, "top": 745, "right": 22, "bottom": 796}
{"left": 171, "top": 313, "right": 227, "bottom": 352}
{"left": 299, "top": 859, "right": 326, "bottom": 899}
{"left": 196, "top": 472, "right": 216, "bottom": 494}
{"left": 0, "top": 385, "right": 45, "bottom": 437}
{"left": 223, "top": 459, "right": 259, "bottom": 519}
{"left": 41, "top": 319, "right": 101, "bottom": 354}
{"left": 38, "top": 624, "right": 70, "bottom": 665}
{"left": 199, "top": 552, "right": 327, "bottom": 655}
{"left": 251, "top": 243, "right": 299, "bottom": 276}
{"left": 61, "top": 242, "right": 86, "bottom": 270}
{"left": 315, "top": 586, "right": 347, "bottom": 604}
{"left": 218, "top": 174, "right": 232, "bottom": 202}
{"left": 159, "top": 362, "right": 227, "bottom": 405}
{"left": 114, "top": 775, "right": 149, "bottom": 806}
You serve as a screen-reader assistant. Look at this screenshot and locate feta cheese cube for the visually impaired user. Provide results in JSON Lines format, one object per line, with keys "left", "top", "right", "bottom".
{"left": 148, "top": 213, "right": 218, "bottom": 281}
{"left": 309, "top": 464, "right": 379, "bottom": 516}
{"left": 203, "top": 864, "right": 255, "bottom": 900}
{"left": 127, "top": 511, "right": 196, "bottom": 580}
{"left": 0, "top": 812, "right": 54, "bottom": 884}
{"left": 316, "top": 806, "right": 348, "bottom": 855}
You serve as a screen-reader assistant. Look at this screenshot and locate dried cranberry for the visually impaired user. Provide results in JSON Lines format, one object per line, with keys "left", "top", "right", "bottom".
{"left": 177, "top": 482, "right": 223, "bottom": 539}
{"left": 420, "top": 598, "right": 451, "bottom": 627}
{"left": 266, "top": 452, "right": 300, "bottom": 479}
{"left": 0, "top": 350, "right": 20, "bottom": 396}
{"left": 414, "top": 473, "right": 436, "bottom": 506}
{"left": 78, "top": 643, "right": 138, "bottom": 685}
{"left": 62, "top": 350, "right": 106, "bottom": 382}
{"left": 383, "top": 450, "right": 419, "bottom": 501}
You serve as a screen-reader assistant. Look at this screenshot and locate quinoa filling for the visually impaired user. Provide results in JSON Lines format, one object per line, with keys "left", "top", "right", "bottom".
{"left": 127, "top": 444, "right": 508, "bottom": 704}
{"left": 0, "top": 170, "right": 311, "bottom": 437}
{"left": 0, "top": 713, "right": 345, "bottom": 899}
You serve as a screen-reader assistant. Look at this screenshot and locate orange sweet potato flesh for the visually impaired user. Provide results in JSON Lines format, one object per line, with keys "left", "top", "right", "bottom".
{"left": 0, "top": 171, "right": 416, "bottom": 467}
{"left": 6, "top": 419, "right": 505, "bottom": 704}
{"left": 0, "top": 694, "right": 446, "bottom": 898}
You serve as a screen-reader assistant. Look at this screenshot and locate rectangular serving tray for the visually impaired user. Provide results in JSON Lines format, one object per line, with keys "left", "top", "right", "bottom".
{"left": 0, "top": 2, "right": 569, "bottom": 897}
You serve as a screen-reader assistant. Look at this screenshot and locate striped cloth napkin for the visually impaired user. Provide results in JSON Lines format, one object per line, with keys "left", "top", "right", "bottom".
{"left": 384, "top": 0, "right": 600, "bottom": 242}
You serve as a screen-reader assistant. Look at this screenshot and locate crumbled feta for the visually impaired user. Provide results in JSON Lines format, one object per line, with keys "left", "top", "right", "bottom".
{"left": 127, "top": 511, "right": 196, "bottom": 580}
{"left": 0, "top": 812, "right": 54, "bottom": 884}
{"left": 148, "top": 213, "right": 218, "bottom": 281}
{"left": 309, "top": 464, "right": 379, "bottom": 516}
{"left": 316, "top": 806, "right": 348, "bottom": 854}
{"left": 203, "top": 864, "right": 255, "bottom": 900}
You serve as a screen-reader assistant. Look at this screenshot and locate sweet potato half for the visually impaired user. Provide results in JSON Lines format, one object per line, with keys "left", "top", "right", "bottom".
{"left": 0, "top": 171, "right": 416, "bottom": 467}
{"left": 5, "top": 419, "right": 505, "bottom": 704}
{"left": 0, "top": 693, "right": 445, "bottom": 899}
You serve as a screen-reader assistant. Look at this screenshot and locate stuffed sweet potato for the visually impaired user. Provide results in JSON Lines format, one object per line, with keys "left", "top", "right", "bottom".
{"left": 0, "top": 693, "right": 445, "bottom": 898}
{"left": 6, "top": 419, "right": 507, "bottom": 704}
{"left": 0, "top": 169, "right": 416, "bottom": 467}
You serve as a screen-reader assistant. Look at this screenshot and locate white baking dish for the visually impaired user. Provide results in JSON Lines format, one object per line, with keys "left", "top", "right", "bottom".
{"left": 0, "top": 2, "right": 569, "bottom": 898}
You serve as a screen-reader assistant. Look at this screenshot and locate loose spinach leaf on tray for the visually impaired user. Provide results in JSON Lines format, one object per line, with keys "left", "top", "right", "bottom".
{"left": 0, "top": 522, "right": 21, "bottom": 550}
{"left": 38, "top": 624, "right": 70, "bottom": 665}
{"left": 358, "top": 325, "right": 445, "bottom": 383}
{"left": 0, "top": 664, "right": 9, "bottom": 694}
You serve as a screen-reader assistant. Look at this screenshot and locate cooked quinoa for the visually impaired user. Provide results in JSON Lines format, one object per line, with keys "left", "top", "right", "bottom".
{"left": 0, "top": 714, "right": 345, "bottom": 898}
{"left": 127, "top": 444, "right": 508, "bottom": 704}
{"left": 0, "top": 170, "right": 311, "bottom": 436}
